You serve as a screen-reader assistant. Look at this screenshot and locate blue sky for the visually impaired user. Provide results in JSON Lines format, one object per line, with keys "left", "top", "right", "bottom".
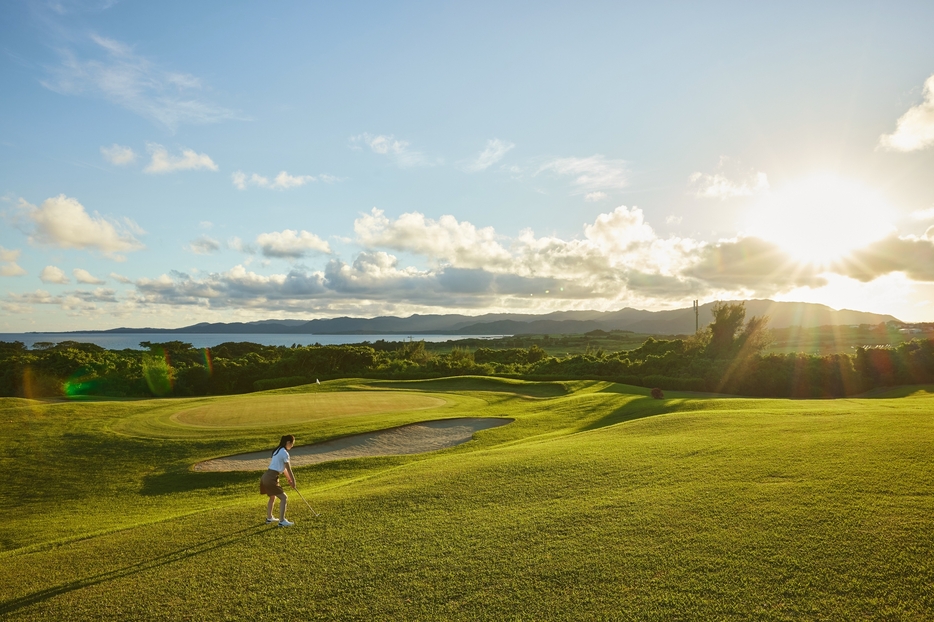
{"left": 3, "top": 0, "right": 934, "bottom": 330}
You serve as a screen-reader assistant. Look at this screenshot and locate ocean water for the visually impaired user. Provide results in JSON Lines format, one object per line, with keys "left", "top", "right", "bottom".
{"left": 0, "top": 333, "right": 509, "bottom": 351}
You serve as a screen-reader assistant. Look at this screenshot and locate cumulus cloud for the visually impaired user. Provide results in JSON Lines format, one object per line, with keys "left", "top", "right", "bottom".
{"left": 8, "top": 287, "right": 118, "bottom": 312}
{"left": 73, "top": 268, "right": 106, "bottom": 284}
{"left": 464, "top": 139, "right": 515, "bottom": 172}
{"left": 689, "top": 157, "right": 769, "bottom": 199}
{"left": 82, "top": 204, "right": 934, "bottom": 316}
{"left": 40, "top": 265, "right": 70, "bottom": 284}
{"left": 879, "top": 74, "right": 934, "bottom": 152}
{"left": 256, "top": 230, "right": 331, "bottom": 258}
{"left": 189, "top": 236, "right": 220, "bottom": 255}
{"left": 355, "top": 208, "right": 512, "bottom": 269}
{"left": 834, "top": 234, "right": 934, "bottom": 282}
{"left": 42, "top": 34, "right": 242, "bottom": 130}
{"left": 685, "top": 237, "right": 826, "bottom": 290}
{"left": 585, "top": 192, "right": 608, "bottom": 202}
{"left": 231, "top": 170, "right": 319, "bottom": 190}
{"left": 134, "top": 266, "right": 328, "bottom": 308}
{"left": 537, "top": 155, "right": 629, "bottom": 193}
{"left": 228, "top": 237, "right": 255, "bottom": 254}
{"left": 20, "top": 195, "right": 144, "bottom": 259}
{"left": 0, "top": 246, "right": 27, "bottom": 277}
{"left": 144, "top": 143, "right": 218, "bottom": 173}
{"left": 100, "top": 143, "right": 136, "bottom": 165}
{"left": 351, "top": 133, "right": 433, "bottom": 167}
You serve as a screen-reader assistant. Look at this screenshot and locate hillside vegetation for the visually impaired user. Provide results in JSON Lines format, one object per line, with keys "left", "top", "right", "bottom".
{"left": 2, "top": 303, "right": 932, "bottom": 400}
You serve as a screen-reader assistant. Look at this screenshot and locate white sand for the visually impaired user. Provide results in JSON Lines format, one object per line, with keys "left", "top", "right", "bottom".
{"left": 193, "top": 417, "right": 513, "bottom": 472}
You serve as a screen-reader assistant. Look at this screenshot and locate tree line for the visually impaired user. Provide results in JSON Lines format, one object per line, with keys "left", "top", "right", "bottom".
{"left": 2, "top": 303, "right": 932, "bottom": 399}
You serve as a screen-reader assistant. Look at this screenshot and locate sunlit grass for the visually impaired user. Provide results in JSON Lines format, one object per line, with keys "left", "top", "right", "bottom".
{"left": 1, "top": 380, "right": 932, "bottom": 620}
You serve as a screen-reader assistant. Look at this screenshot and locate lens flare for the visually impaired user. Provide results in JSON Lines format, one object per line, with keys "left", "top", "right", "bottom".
{"left": 745, "top": 174, "right": 895, "bottom": 265}
{"left": 142, "top": 346, "right": 174, "bottom": 396}
{"left": 22, "top": 366, "right": 63, "bottom": 399}
{"left": 63, "top": 366, "right": 101, "bottom": 398}
{"left": 202, "top": 348, "right": 213, "bottom": 375}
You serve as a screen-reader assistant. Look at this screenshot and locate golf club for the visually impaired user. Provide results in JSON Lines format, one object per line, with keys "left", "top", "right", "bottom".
{"left": 293, "top": 485, "right": 320, "bottom": 517}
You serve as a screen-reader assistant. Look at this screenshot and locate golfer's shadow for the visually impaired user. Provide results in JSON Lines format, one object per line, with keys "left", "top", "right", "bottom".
{"left": 0, "top": 523, "right": 271, "bottom": 616}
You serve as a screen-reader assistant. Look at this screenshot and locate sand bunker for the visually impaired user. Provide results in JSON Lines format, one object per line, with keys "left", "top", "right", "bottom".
{"left": 194, "top": 417, "right": 513, "bottom": 472}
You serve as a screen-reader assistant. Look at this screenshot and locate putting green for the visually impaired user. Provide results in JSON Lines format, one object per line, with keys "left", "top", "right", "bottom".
{"left": 170, "top": 391, "right": 447, "bottom": 428}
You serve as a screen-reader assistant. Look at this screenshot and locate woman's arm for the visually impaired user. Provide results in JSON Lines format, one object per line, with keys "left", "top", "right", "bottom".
{"left": 284, "top": 463, "right": 296, "bottom": 488}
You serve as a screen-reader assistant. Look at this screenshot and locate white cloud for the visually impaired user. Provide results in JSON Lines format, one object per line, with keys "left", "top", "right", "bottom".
{"left": 231, "top": 171, "right": 247, "bottom": 190}
{"left": 464, "top": 139, "right": 515, "bottom": 172}
{"left": 110, "top": 272, "right": 133, "bottom": 284}
{"left": 666, "top": 215, "right": 683, "bottom": 225}
{"left": 879, "top": 74, "right": 934, "bottom": 152}
{"left": 269, "top": 172, "right": 314, "bottom": 189}
{"left": 73, "top": 268, "right": 105, "bottom": 284}
{"left": 689, "top": 157, "right": 769, "bottom": 199}
{"left": 355, "top": 208, "right": 512, "bottom": 269}
{"left": 0, "top": 265, "right": 27, "bottom": 277}
{"left": 585, "top": 192, "right": 608, "bottom": 202}
{"left": 228, "top": 237, "right": 255, "bottom": 254}
{"left": 20, "top": 195, "right": 144, "bottom": 259}
{"left": 256, "top": 230, "right": 332, "bottom": 258}
{"left": 0, "top": 246, "right": 27, "bottom": 277}
{"left": 189, "top": 236, "right": 221, "bottom": 255}
{"left": 40, "top": 265, "right": 70, "bottom": 284}
{"left": 911, "top": 206, "right": 934, "bottom": 221}
{"left": 8, "top": 287, "right": 118, "bottom": 313}
{"left": 537, "top": 155, "right": 629, "bottom": 193}
{"left": 232, "top": 170, "right": 318, "bottom": 190}
{"left": 0, "top": 247, "right": 20, "bottom": 263}
{"left": 100, "top": 143, "right": 136, "bottom": 165}
{"left": 351, "top": 133, "right": 433, "bottom": 167}
{"left": 42, "top": 34, "right": 242, "bottom": 130}
{"left": 144, "top": 143, "right": 218, "bottom": 173}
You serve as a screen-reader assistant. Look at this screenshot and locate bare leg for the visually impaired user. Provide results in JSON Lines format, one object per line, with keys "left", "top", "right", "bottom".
{"left": 278, "top": 492, "right": 288, "bottom": 520}
{"left": 266, "top": 495, "right": 276, "bottom": 520}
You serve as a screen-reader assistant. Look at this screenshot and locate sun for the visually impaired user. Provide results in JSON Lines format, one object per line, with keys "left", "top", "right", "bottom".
{"left": 745, "top": 174, "right": 895, "bottom": 265}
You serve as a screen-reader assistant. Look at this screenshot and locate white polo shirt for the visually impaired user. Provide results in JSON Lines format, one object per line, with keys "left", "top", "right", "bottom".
{"left": 268, "top": 448, "right": 290, "bottom": 473}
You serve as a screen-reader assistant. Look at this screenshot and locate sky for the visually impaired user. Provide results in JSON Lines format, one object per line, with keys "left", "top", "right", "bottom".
{"left": 2, "top": 0, "right": 934, "bottom": 331}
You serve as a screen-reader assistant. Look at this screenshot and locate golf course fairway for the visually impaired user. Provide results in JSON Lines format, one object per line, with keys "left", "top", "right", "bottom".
{"left": 1, "top": 377, "right": 932, "bottom": 620}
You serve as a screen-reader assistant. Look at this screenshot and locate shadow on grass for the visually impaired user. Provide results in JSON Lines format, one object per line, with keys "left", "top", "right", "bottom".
{"left": 852, "top": 384, "right": 934, "bottom": 399}
{"left": 139, "top": 468, "right": 255, "bottom": 496}
{"left": 0, "top": 523, "right": 274, "bottom": 616}
{"left": 579, "top": 395, "right": 674, "bottom": 432}
{"left": 371, "top": 376, "right": 569, "bottom": 397}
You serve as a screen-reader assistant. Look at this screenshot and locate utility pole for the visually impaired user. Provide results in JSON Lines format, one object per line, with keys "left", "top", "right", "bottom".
{"left": 693, "top": 300, "right": 699, "bottom": 333}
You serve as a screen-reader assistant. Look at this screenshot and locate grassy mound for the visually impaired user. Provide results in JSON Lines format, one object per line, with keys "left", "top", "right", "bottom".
{"left": 171, "top": 391, "right": 447, "bottom": 428}
{"left": 1, "top": 379, "right": 932, "bottom": 620}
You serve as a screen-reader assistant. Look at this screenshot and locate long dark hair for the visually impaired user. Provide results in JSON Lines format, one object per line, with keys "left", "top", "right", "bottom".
{"left": 272, "top": 434, "right": 295, "bottom": 457}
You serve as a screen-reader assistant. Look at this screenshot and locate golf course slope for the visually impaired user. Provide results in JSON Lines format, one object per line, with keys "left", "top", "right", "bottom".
{"left": 1, "top": 377, "right": 932, "bottom": 620}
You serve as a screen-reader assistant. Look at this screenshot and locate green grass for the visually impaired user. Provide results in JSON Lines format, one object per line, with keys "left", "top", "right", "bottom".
{"left": 1, "top": 379, "right": 932, "bottom": 620}
{"left": 171, "top": 390, "right": 448, "bottom": 428}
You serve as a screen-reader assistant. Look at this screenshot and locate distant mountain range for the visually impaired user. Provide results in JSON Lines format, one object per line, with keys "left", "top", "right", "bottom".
{"left": 84, "top": 300, "right": 900, "bottom": 337}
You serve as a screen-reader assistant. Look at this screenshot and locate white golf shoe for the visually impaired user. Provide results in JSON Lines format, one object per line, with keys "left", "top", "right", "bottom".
{"left": 278, "top": 519, "right": 294, "bottom": 527}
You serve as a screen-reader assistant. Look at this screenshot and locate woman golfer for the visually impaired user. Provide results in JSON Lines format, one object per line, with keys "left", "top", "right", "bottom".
{"left": 261, "top": 434, "right": 296, "bottom": 527}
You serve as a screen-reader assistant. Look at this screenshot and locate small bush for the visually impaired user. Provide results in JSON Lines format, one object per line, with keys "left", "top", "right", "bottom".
{"left": 651, "top": 387, "right": 664, "bottom": 399}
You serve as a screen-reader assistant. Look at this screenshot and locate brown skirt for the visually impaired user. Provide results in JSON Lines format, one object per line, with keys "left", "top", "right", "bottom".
{"left": 260, "top": 469, "right": 284, "bottom": 496}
